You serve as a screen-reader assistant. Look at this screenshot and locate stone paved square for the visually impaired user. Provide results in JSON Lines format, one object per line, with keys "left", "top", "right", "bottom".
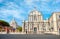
{"left": 0, "top": 34, "right": 60, "bottom": 39}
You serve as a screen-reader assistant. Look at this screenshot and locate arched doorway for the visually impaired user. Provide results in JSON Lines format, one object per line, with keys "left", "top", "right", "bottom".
{"left": 34, "top": 27, "right": 37, "bottom": 34}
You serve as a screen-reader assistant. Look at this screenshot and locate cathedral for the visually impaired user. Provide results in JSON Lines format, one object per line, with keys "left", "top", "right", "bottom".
{"left": 10, "top": 18, "right": 18, "bottom": 29}
{"left": 22, "top": 9, "right": 60, "bottom": 35}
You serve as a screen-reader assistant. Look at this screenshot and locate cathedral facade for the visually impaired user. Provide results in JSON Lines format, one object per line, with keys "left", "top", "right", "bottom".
{"left": 10, "top": 18, "right": 17, "bottom": 29}
{"left": 22, "top": 9, "right": 60, "bottom": 35}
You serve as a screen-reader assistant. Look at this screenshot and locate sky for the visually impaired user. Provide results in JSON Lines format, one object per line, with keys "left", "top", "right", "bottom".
{"left": 0, "top": 0, "right": 60, "bottom": 26}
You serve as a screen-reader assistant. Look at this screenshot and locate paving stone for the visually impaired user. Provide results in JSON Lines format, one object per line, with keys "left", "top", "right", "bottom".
{"left": 0, "top": 34, "right": 60, "bottom": 39}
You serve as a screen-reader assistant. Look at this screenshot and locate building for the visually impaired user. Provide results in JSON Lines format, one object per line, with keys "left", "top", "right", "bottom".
{"left": 22, "top": 9, "right": 60, "bottom": 35}
{"left": 10, "top": 18, "right": 18, "bottom": 29}
{"left": 0, "top": 18, "right": 19, "bottom": 33}
{"left": 48, "top": 12, "right": 60, "bottom": 35}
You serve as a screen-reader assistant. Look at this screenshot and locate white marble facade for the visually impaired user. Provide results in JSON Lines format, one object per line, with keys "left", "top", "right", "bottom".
{"left": 10, "top": 18, "right": 17, "bottom": 29}
{"left": 22, "top": 9, "right": 60, "bottom": 35}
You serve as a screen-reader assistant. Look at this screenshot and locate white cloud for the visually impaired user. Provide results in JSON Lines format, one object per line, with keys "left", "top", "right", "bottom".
{"left": 54, "top": 8, "right": 60, "bottom": 12}
{"left": 23, "top": 0, "right": 51, "bottom": 5}
{"left": 5, "top": 2, "right": 20, "bottom": 9}
{"left": 23, "top": 0, "right": 51, "bottom": 11}
{"left": 0, "top": 0, "right": 3, "bottom": 3}
{"left": 0, "top": 1, "right": 26, "bottom": 21}
{"left": 40, "top": 0, "right": 51, "bottom": 2}
{"left": 52, "top": 0, "right": 60, "bottom": 4}
{"left": 23, "top": 0, "right": 40, "bottom": 7}
{"left": 0, "top": 9, "right": 25, "bottom": 20}
{"left": 23, "top": 0, "right": 34, "bottom": 6}
{"left": 55, "top": 0, "right": 60, "bottom": 3}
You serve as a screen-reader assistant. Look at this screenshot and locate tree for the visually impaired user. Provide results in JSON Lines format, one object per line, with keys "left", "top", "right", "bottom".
{"left": 17, "top": 26, "right": 22, "bottom": 32}
{"left": 0, "top": 26, "right": 2, "bottom": 31}
{"left": 0, "top": 20, "right": 10, "bottom": 27}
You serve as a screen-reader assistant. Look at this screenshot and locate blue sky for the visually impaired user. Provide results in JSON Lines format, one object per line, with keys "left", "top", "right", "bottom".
{"left": 0, "top": 0, "right": 60, "bottom": 26}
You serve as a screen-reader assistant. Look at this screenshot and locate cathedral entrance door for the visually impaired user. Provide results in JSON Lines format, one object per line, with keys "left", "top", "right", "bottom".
{"left": 34, "top": 27, "right": 37, "bottom": 34}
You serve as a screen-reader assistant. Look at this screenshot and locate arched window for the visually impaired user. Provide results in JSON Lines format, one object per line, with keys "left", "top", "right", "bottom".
{"left": 58, "top": 22, "right": 60, "bottom": 26}
{"left": 59, "top": 15, "right": 60, "bottom": 18}
{"left": 34, "top": 15, "right": 37, "bottom": 21}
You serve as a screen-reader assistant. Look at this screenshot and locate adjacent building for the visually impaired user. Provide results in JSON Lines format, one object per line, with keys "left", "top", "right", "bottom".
{"left": 10, "top": 18, "right": 18, "bottom": 29}
{"left": 48, "top": 12, "right": 60, "bottom": 35}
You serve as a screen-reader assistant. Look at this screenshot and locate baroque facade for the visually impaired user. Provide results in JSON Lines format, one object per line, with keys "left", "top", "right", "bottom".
{"left": 22, "top": 9, "right": 60, "bottom": 35}
{"left": 10, "top": 18, "right": 17, "bottom": 29}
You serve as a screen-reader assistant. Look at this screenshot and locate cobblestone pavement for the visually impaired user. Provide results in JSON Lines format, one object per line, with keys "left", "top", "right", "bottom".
{"left": 0, "top": 34, "right": 60, "bottom": 39}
